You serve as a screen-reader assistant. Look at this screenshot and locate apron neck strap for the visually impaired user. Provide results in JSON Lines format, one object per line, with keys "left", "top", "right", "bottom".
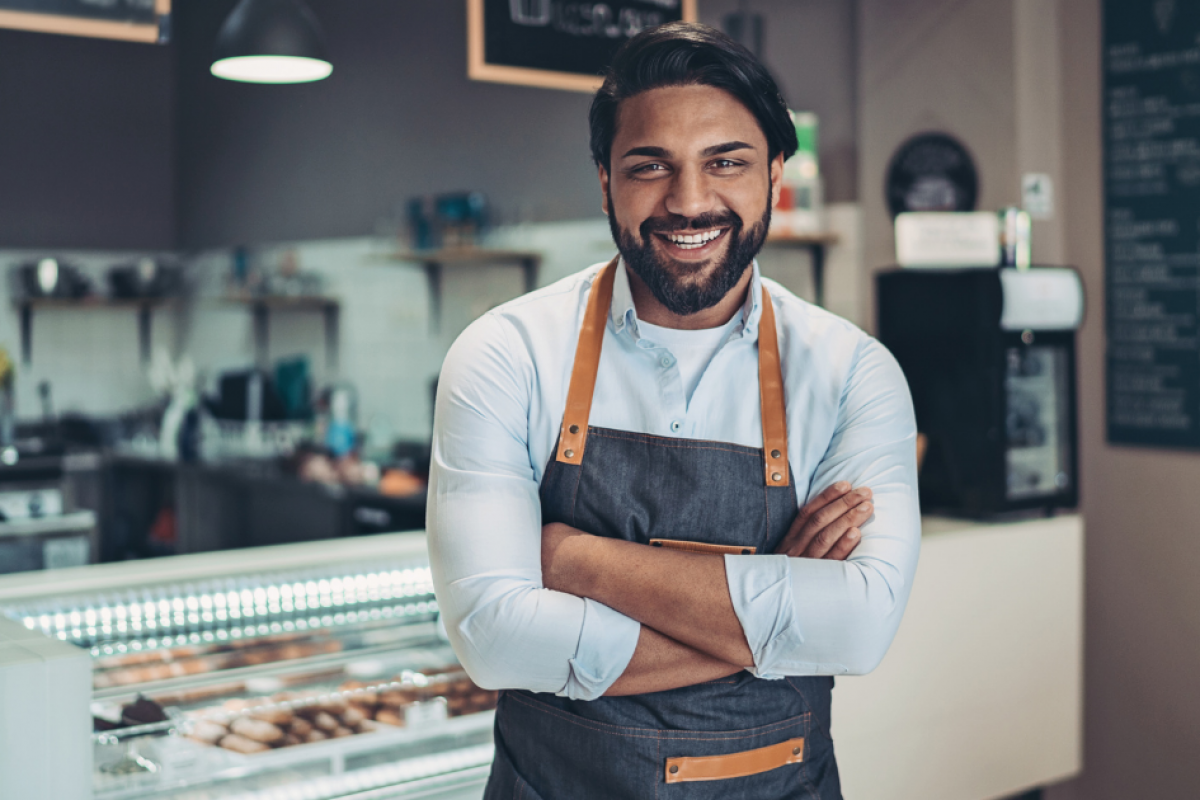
{"left": 556, "top": 258, "right": 790, "bottom": 488}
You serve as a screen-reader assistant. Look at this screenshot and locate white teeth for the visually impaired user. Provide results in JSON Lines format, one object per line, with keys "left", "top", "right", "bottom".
{"left": 664, "top": 229, "right": 722, "bottom": 249}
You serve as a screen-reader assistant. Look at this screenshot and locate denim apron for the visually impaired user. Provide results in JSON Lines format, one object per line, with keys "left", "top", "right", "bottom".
{"left": 484, "top": 259, "right": 842, "bottom": 799}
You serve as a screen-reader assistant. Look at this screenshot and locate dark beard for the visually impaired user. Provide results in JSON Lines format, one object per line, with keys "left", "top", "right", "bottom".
{"left": 608, "top": 189, "right": 771, "bottom": 317}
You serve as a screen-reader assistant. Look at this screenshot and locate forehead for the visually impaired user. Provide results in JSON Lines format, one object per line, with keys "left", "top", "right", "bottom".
{"left": 613, "top": 84, "right": 766, "bottom": 154}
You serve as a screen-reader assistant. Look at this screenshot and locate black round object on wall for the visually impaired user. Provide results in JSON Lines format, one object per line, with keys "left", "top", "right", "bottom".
{"left": 885, "top": 132, "right": 979, "bottom": 218}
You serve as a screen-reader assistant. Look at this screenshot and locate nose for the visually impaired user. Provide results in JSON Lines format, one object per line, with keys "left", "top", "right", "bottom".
{"left": 663, "top": 167, "right": 717, "bottom": 221}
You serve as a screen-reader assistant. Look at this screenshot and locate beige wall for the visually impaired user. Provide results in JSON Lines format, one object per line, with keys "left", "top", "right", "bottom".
{"left": 858, "top": 0, "right": 1019, "bottom": 327}
{"left": 1050, "top": 0, "right": 1200, "bottom": 796}
{"left": 859, "top": 0, "right": 1200, "bottom": 796}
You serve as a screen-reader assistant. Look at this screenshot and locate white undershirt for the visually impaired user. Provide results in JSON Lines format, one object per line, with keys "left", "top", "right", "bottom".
{"left": 636, "top": 312, "right": 743, "bottom": 406}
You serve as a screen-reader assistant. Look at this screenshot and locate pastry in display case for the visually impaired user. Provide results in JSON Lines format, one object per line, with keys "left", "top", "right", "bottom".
{"left": 0, "top": 532, "right": 497, "bottom": 800}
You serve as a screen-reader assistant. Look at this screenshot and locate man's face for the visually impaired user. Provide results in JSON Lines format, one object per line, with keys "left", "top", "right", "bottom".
{"left": 600, "top": 84, "right": 783, "bottom": 317}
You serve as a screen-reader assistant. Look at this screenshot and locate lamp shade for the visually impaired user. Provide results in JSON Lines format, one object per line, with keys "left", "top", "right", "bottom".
{"left": 212, "top": 0, "right": 332, "bottom": 84}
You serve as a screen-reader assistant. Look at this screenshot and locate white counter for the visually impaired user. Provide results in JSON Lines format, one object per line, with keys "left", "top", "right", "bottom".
{"left": 834, "top": 514, "right": 1084, "bottom": 799}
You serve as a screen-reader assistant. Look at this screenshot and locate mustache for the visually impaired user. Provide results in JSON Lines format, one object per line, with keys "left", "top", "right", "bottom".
{"left": 640, "top": 210, "right": 743, "bottom": 237}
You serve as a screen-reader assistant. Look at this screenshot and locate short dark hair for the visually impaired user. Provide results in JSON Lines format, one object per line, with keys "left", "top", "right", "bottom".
{"left": 589, "top": 22, "right": 797, "bottom": 169}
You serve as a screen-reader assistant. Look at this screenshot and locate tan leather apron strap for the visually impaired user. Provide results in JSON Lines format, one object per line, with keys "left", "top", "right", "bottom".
{"left": 758, "top": 287, "right": 790, "bottom": 487}
{"left": 665, "top": 737, "right": 804, "bottom": 783}
{"left": 557, "top": 257, "right": 619, "bottom": 465}
{"left": 556, "top": 259, "right": 790, "bottom": 489}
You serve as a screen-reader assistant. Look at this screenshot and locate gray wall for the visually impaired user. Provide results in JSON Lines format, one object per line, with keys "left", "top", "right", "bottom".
{"left": 0, "top": 29, "right": 175, "bottom": 249}
{"left": 699, "top": 0, "right": 858, "bottom": 204}
{"left": 177, "top": 0, "right": 859, "bottom": 248}
{"left": 175, "top": 0, "right": 599, "bottom": 248}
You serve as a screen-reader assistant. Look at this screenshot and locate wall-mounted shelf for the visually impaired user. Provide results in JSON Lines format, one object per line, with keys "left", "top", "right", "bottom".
{"left": 221, "top": 295, "right": 341, "bottom": 372}
{"left": 14, "top": 297, "right": 177, "bottom": 366}
{"left": 764, "top": 231, "right": 840, "bottom": 307}
{"left": 386, "top": 248, "right": 541, "bottom": 333}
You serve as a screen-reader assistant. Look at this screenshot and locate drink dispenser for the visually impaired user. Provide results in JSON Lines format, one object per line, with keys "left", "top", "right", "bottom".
{"left": 877, "top": 266, "right": 1085, "bottom": 517}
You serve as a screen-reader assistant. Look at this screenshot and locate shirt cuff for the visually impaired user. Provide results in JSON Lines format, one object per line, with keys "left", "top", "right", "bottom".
{"left": 724, "top": 553, "right": 806, "bottom": 679}
{"left": 558, "top": 598, "right": 641, "bottom": 700}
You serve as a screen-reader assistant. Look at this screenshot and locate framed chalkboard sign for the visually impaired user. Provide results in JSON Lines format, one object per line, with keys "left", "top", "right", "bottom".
{"left": 1104, "top": 0, "right": 1200, "bottom": 448}
{"left": 468, "top": 0, "right": 697, "bottom": 93}
{"left": 0, "top": 0, "right": 169, "bottom": 43}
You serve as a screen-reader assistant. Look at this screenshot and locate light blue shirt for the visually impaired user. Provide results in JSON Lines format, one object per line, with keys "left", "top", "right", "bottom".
{"left": 427, "top": 259, "right": 921, "bottom": 701}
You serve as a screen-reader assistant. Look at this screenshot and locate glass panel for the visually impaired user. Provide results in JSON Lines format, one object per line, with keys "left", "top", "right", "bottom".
{"left": 1005, "top": 344, "right": 1072, "bottom": 500}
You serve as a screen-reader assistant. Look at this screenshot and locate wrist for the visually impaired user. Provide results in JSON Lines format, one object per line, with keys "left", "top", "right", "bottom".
{"left": 542, "top": 523, "right": 597, "bottom": 595}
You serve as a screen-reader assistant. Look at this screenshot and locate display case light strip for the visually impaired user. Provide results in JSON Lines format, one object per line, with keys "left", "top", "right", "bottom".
{"left": 10, "top": 566, "right": 436, "bottom": 647}
{"left": 87, "top": 600, "right": 439, "bottom": 657}
{"left": 7, "top": 563, "right": 433, "bottom": 632}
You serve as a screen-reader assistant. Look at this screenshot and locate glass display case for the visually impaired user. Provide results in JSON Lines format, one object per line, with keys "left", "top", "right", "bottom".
{"left": 0, "top": 533, "right": 494, "bottom": 800}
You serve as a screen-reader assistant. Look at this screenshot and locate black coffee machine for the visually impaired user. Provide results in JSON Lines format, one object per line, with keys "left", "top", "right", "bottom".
{"left": 877, "top": 266, "right": 1084, "bottom": 517}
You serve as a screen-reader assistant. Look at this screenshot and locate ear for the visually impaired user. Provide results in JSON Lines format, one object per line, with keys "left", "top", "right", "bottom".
{"left": 599, "top": 165, "right": 611, "bottom": 216}
{"left": 769, "top": 153, "right": 785, "bottom": 209}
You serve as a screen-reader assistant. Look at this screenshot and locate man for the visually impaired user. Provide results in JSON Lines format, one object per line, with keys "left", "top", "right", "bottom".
{"left": 428, "top": 22, "right": 919, "bottom": 800}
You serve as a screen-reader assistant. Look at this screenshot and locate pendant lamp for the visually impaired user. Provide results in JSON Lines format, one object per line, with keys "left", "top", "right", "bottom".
{"left": 212, "top": 0, "right": 332, "bottom": 84}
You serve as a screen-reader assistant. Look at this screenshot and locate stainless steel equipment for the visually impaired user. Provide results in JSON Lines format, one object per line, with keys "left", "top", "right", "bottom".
{"left": 0, "top": 533, "right": 494, "bottom": 800}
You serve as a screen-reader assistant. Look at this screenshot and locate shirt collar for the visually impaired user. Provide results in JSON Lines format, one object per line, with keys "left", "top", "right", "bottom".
{"left": 609, "top": 257, "right": 764, "bottom": 341}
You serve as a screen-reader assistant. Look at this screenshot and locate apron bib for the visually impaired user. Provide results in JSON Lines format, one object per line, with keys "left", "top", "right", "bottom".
{"left": 484, "top": 259, "right": 842, "bottom": 799}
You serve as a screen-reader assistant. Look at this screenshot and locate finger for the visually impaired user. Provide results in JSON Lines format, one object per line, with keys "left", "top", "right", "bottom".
{"left": 776, "top": 482, "right": 857, "bottom": 554}
{"left": 778, "top": 497, "right": 868, "bottom": 558}
{"left": 802, "top": 499, "right": 873, "bottom": 559}
{"left": 790, "top": 488, "right": 873, "bottom": 555}
{"left": 823, "top": 527, "right": 861, "bottom": 561}
{"left": 796, "top": 481, "right": 853, "bottom": 523}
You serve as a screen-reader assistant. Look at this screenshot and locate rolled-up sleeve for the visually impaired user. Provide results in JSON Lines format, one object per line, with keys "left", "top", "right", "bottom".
{"left": 725, "top": 338, "right": 921, "bottom": 678}
{"left": 427, "top": 313, "right": 640, "bottom": 699}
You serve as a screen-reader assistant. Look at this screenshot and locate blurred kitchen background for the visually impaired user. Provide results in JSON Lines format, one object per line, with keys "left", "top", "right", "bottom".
{"left": 0, "top": 1, "right": 1195, "bottom": 799}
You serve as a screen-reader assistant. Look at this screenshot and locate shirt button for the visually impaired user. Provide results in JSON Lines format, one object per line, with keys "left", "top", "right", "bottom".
{"left": 660, "top": 355, "right": 674, "bottom": 367}
{"left": 670, "top": 420, "right": 682, "bottom": 433}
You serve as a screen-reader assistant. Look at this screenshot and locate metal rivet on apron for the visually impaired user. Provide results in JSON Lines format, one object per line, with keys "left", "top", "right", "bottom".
{"left": 565, "top": 449, "right": 574, "bottom": 458}
{"left": 569, "top": 424, "right": 579, "bottom": 434}
{"left": 771, "top": 449, "right": 781, "bottom": 459}
{"left": 772, "top": 472, "right": 782, "bottom": 482}
{"left": 793, "top": 746, "right": 801, "bottom": 756}
{"left": 669, "top": 765, "right": 679, "bottom": 774}
{"left": 741, "top": 548, "right": 751, "bottom": 555}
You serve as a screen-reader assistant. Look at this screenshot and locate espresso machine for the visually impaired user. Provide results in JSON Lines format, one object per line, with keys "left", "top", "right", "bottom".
{"left": 877, "top": 266, "right": 1084, "bottom": 517}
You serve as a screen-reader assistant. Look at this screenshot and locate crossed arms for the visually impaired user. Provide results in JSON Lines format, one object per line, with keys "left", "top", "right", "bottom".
{"left": 541, "top": 483, "right": 877, "bottom": 695}
{"left": 427, "top": 313, "right": 921, "bottom": 700}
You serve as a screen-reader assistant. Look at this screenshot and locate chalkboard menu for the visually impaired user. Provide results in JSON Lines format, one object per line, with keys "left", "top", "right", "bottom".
{"left": 0, "top": 0, "right": 167, "bottom": 43}
{"left": 1104, "top": 0, "right": 1200, "bottom": 448}
{"left": 468, "top": 0, "right": 696, "bottom": 93}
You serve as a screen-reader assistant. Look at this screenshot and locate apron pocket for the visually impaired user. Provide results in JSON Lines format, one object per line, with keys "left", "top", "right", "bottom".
{"left": 665, "top": 736, "right": 804, "bottom": 783}
{"left": 657, "top": 718, "right": 817, "bottom": 799}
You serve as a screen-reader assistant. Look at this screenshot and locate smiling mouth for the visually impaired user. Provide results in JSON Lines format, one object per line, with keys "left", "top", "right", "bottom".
{"left": 654, "top": 228, "right": 729, "bottom": 252}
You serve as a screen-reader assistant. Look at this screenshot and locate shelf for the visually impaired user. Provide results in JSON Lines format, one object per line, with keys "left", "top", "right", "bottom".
{"left": 0, "top": 510, "right": 96, "bottom": 540}
{"left": 763, "top": 230, "right": 840, "bottom": 306}
{"left": 219, "top": 295, "right": 340, "bottom": 373}
{"left": 385, "top": 247, "right": 542, "bottom": 333}
{"left": 389, "top": 247, "right": 542, "bottom": 266}
{"left": 221, "top": 294, "right": 340, "bottom": 311}
{"left": 766, "top": 231, "right": 840, "bottom": 246}
{"left": 13, "top": 297, "right": 179, "bottom": 366}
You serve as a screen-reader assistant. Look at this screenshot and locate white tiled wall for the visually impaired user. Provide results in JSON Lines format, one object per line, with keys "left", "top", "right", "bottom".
{"left": 0, "top": 208, "right": 862, "bottom": 443}
{"left": 0, "top": 251, "right": 173, "bottom": 419}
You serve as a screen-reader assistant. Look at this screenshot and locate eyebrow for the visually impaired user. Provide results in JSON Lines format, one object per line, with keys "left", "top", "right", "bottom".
{"left": 619, "top": 141, "right": 758, "bottom": 159}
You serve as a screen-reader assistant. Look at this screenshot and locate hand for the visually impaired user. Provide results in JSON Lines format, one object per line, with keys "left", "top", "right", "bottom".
{"left": 541, "top": 522, "right": 592, "bottom": 592}
{"left": 774, "top": 482, "right": 874, "bottom": 560}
